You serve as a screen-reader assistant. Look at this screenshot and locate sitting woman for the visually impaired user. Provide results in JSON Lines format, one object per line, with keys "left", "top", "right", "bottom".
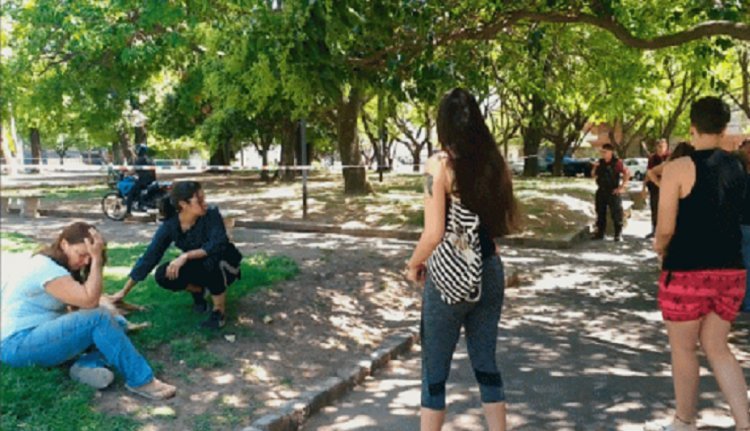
{"left": 0, "top": 222, "right": 176, "bottom": 399}
{"left": 111, "top": 181, "right": 242, "bottom": 329}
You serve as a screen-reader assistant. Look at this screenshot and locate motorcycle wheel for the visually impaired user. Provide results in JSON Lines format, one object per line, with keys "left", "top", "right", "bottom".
{"left": 102, "top": 192, "right": 128, "bottom": 221}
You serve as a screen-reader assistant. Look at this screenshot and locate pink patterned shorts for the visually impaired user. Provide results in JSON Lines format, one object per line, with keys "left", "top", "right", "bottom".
{"left": 658, "top": 269, "right": 746, "bottom": 322}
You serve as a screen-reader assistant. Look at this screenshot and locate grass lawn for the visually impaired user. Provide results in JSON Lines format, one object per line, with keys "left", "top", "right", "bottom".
{"left": 1, "top": 184, "right": 109, "bottom": 201}
{"left": 0, "top": 233, "right": 298, "bottom": 430}
{"left": 3, "top": 173, "right": 595, "bottom": 238}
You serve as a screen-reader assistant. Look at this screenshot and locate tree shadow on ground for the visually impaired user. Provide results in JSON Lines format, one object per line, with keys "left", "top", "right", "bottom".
{"left": 305, "top": 234, "right": 750, "bottom": 431}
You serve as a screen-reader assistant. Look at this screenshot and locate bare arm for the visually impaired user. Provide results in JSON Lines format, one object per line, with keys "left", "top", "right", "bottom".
{"left": 406, "top": 154, "right": 448, "bottom": 279}
{"left": 45, "top": 230, "right": 105, "bottom": 308}
{"left": 646, "top": 163, "right": 666, "bottom": 188}
{"left": 618, "top": 166, "right": 630, "bottom": 193}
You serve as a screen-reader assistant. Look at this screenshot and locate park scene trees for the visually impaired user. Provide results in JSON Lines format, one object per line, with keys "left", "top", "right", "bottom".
{"left": 2, "top": 1, "right": 749, "bottom": 190}
{"left": 1, "top": 1, "right": 749, "bottom": 430}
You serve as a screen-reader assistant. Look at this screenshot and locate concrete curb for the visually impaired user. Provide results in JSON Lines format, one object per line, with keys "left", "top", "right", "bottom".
{"left": 498, "top": 225, "right": 591, "bottom": 250}
{"left": 235, "top": 219, "right": 420, "bottom": 241}
{"left": 240, "top": 327, "right": 419, "bottom": 431}
{"left": 23, "top": 210, "right": 589, "bottom": 249}
{"left": 236, "top": 220, "right": 590, "bottom": 249}
{"left": 37, "top": 208, "right": 157, "bottom": 223}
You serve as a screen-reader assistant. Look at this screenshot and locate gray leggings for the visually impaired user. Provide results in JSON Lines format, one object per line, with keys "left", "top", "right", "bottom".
{"left": 421, "top": 255, "right": 506, "bottom": 410}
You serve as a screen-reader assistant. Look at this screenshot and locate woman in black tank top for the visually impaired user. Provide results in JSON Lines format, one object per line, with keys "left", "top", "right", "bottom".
{"left": 647, "top": 97, "right": 749, "bottom": 431}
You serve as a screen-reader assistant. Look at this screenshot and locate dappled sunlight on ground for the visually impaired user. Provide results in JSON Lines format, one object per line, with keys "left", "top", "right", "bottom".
{"left": 1, "top": 213, "right": 423, "bottom": 429}
{"left": 26, "top": 173, "right": 598, "bottom": 238}
{"left": 303, "top": 209, "right": 750, "bottom": 430}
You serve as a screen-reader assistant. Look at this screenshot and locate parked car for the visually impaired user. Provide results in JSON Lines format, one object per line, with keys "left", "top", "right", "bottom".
{"left": 510, "top": 156, "right": 550, "bottom": 176}
{"left": 624, "top": 157, "right": 648, "bottom": 181}
{"left": 80, "top": 149, "right": 109, "bottom": 165}
{"left": 544, "top": 155, "right": 593, "bottom": 177}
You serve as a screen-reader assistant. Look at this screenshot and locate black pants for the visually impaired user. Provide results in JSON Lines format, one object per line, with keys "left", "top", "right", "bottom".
{"left": 155, "top": 259, "right": 231, "bottom": 295}
{"left": 126, "top": 183, "right": 144, "bottom": 213}
{"left": 648, "top": 185, "right": 659, "bottom": 232}
{"left": 126, "top": 180, "right": 156, "bottom": 213}
{"left": 595, "top": 189, "right": 623, "bottom": 235}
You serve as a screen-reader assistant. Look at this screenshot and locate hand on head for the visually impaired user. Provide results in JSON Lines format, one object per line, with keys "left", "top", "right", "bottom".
{"left": 84, "top": 228, "right": 105, "bottom": 259}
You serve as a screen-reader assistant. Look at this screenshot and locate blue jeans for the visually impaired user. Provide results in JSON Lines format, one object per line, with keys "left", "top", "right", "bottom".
{"left": 0, "top": 308, "right": 153, "bottom": 387}
{"left": 741, "top": 225, "right": 750, "bottom": 312}
{"left": 421, "top": 255, "right": 506, "bottom": 410}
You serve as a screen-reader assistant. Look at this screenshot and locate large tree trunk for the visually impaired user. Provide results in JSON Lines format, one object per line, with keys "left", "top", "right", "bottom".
{"left": 118, "top": 128, "right": 135, "bottom": 163}
{"left": 255, "top": 135, "right": 273, "bottom": 182}
{"left": 30, "top": 128, "right": 42, "bottom": 166}
{"left": 209, "top": 139, "right": 232, "bottom": 166}
{"left": 111, "top": 140, "right": 123, "bottom": 164}
{"left": 336, "top": 87, "right": 368, "bottom": 194}
{"left": 260, "top": 146, "right": 270, "bottom": 181}
{"left": 280, "top": 118, "right": 297, "bottom": 182}
{"left": 552, "top": 142, "right": 565, "bottom": 176}
{"left": 134, "top": 125, "right": 147, "bottom": 146}
{"left": 522, "top": 94, "right": 544, "bottom": 177}
{"left": 411, "top": 149, "right": 421, "bottom": 173}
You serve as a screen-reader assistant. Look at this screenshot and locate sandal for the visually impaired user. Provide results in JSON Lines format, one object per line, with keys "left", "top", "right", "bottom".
{"left": 125, "top": 378, "right": 176, "bottom": 400}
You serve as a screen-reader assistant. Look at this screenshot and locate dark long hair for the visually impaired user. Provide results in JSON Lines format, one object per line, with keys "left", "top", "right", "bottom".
{"left": 36, "top": 222, "right": 107, "bottom": 283}
{"left": 161, "top": 181, "right": 202, "bottom": 219}
{"left": 436, "top": 88, "right": 519, "bottom": 237}
{"left": 669, "top": 141, "right": 695, "bottom": 161}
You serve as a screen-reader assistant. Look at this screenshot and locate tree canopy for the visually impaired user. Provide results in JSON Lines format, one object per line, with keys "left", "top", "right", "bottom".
{"left": 2, "top": 1, "right": 748, "bottom": 188}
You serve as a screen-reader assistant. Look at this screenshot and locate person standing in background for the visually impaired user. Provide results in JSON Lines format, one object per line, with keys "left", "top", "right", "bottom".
{"left": 643, "top": 138, "right": 670, "bottom": 239}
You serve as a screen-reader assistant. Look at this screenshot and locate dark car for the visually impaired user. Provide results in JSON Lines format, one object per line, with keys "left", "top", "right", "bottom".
{"left": 80, "top": 149, "right": 109, "bottom": 165}
{"left": 545, "top": 155, "right": 593, "bottom": 177}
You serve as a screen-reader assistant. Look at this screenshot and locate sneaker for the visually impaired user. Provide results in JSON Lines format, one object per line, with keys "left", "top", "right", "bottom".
{"left": 644, "top": 417, "right": 697, "bottom": 431}
{"left": 591, "top": 233, "right": 605, "bottom": 240}
{"left": 200, "top": 310, "right": 226, "bottom": 329}
{"left": 191, "top": 290, "right": 210, "bottom": 313}
{"left": 614, "top": 235, "right": 622, "bottom": 242}
{"left": 69, "top": 363, "right": 114, "bottom": 389}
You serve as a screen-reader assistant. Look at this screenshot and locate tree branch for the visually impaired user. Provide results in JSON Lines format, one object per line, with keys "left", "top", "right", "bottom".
{"left": 351, "top": 10, "right": 750, "bottom": 69}
{"left": 497, "top": 11, "right": 750, "bottom": 50}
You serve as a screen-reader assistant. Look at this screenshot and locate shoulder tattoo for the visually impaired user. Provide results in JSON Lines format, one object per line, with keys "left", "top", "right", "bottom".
{"left": 424, "top": 174, "right": 434, "bottom": 197}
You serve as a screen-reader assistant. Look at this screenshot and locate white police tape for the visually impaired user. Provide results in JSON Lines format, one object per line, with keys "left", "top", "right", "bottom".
{"left": 0, "top": 162, "right": 414, "bottom": 174}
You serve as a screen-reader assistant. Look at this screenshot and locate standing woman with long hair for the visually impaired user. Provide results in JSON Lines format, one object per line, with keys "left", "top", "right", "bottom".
{"left": 405, "top": 88, "right": 518, "bottom": 431}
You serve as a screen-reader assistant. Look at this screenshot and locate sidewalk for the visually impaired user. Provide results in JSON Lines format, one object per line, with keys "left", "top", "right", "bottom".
{"left": 301, "top": 209, "right": 750, "bottom": 431}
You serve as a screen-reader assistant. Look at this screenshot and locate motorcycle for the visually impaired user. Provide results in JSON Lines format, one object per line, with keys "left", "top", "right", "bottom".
{"left": 101, "top": 167, "right": 172, "bottom": 221}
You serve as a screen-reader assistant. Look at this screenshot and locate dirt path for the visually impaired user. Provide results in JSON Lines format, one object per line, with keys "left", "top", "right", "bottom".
{"left": 1, "top": 214, "right": 421, "bottom": 430}
{"left": 301, "top": 210, "right": 750, "bottom": 431}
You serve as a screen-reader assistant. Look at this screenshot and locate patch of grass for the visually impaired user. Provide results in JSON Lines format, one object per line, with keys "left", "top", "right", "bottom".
{"left": 0, "top": 232, "right": 39, "bottom": 253}
{"left": 169, "top": 337, "right": 225, "bottom": 368}
{"left": 192, "top": 401, "right": 246, "bottom": 431}
{"left": 102, "top": 243, "right": 298, "bottom": 351}
{"left": 1, "top": 236, "right": 298, "bottom": 429}
{"left": 3, "top": 185, "right": 108, "bottom": 201}
{"left": 1, "top": 366, "right": 138, "bottom": 431}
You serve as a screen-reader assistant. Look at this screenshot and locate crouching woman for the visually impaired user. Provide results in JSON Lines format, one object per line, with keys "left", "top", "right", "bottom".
{"left": 112, "top": 181, "right": 242, "bottom": 329}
